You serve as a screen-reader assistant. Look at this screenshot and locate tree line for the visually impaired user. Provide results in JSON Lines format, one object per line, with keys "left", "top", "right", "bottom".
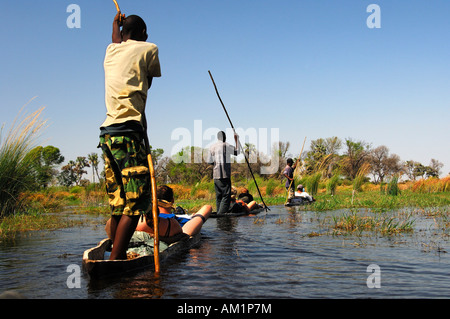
{"left": 152, "top": 136, "right": 445, "bottom": 185}
{"left": 29, "top": 136, "right": 445, "bottom": 190}
{"left": 299, "top": 137, "right": 443, "bottom": 183}
{"left": 25, "top": 146, "right": 101, "bottom": 189}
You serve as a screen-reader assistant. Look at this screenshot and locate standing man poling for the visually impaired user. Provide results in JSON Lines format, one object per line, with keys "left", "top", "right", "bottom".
{"left": 283, "top": 158, "right": 297, "bottom": 202}
{"left": 99, "top": 12, "right": 161, "bottom": 260}
{"left": 207, "top": 131, "right": 239, "bottom": 214}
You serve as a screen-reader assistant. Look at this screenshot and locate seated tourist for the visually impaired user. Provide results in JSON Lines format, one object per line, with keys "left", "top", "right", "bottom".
{"left": 136, "top": 185, "right": 211, "bottom": 243}
{"left": 228, "top": 186, "right": 261, "bottom": 214}
{"left": 237, "top": 188, "right": 254, "bottom": 204}
{"left": 294, "top": 184, "right": 315, "bottom": 203}
{"left": 106, "top": 185, "right": 211, "bottom": 244}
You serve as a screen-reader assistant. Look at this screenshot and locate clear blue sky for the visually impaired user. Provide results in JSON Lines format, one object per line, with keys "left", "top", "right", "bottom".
{"left": 1, "top": 0, "right": 449, "bottom": 177}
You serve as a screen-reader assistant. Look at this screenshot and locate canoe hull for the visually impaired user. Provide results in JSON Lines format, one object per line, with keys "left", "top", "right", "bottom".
{"left": 82, "top": 233, "right": 201, "bottom": 279}
{"left": 284, "top": 198, "right": 314, "bottom": 207}
{"left": 284, "top": 201, "right": 305, "bottom": 207}
{"left": 210, "top": 207, "right": 264, "bottom": 218}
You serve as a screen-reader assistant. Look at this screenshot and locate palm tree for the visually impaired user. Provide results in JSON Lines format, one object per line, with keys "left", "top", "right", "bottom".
{"left": 75, "top": 156, "right": 89, "bottom": 186}
{"left": 87, "top": 152, "right": 99, "bottom": 184}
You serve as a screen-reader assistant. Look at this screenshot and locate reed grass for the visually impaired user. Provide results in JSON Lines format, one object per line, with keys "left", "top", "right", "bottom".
{"left": 353, "top": 163, "right": 370, "bottom": 192}
{"left": 331, "top": 211, "right": 415, "bottom": 236}
{"left": 386, "top": 175, "right": 400, "bottom": 196}
{"left": 0, "top": 187, "right": 108, "bottom": 239}
{"left": 265, "top": 179, "right": 277, "bottom": 196}
{"left": 26, "top": 177, "right": 449, "bottom": 214}
{"left": 5, "top": 169, "right": 450, "bottom": 237}
{"left": 0, "top": 103, "right": 47, "bottom": 217}
{"left": 326, "top": 174, "right": 340, "bottom": 196}
{"left": 306, "top": 171, "right": 322, "bottom": 196}
{"left": 411, "top": 177, "right": 450, "bottom": 193}
{"left": 0, "top": 210, "right": 88, "bottom": 240}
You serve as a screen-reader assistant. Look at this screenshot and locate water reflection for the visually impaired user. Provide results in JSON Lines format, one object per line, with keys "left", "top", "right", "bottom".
{"left": 1, "top": 206, "right": 450, "bottom": 298}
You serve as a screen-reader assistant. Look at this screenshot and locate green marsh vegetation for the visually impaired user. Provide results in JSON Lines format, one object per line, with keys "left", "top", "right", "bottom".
{"left": 2, "top": 117, "right": 449, "bottom": 241}
{"left": 0, "top": 106, "right": 101, "bottom": 239}
{"left": 0, "top": 105, "right": 46, "bottom": 218}
{"left": 4, "top": 153, "right": 450, "bottom": 236}
{"left": 0, "top": 105, "right": 58, "bottom": 238}
{"left": 248, "top": 173, "right": 449, "bottom": 237}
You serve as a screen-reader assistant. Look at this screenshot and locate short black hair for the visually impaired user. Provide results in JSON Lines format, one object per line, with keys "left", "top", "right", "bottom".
{"left": 287, "top": 158, "right": 294, "bottom": 165}
{"left": 217, "top": 131, "right": 226, "bottom": 142}
{"left": 122, "top": 15, "right": 147, "bottom": 40}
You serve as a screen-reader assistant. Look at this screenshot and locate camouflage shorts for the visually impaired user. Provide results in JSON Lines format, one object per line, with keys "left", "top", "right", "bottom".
{"left": 99, "top": 133, "right": 152, "bottom": 217}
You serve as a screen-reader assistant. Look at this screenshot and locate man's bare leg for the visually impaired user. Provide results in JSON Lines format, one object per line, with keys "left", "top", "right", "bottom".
{"left": 109, "top": 215, "right": 140, "bottom": 260}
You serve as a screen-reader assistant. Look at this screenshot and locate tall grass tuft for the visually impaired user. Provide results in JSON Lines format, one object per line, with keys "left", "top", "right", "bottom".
{"left": 0, "top": 102, "right": 46, "bottom": 217}
{"left": 379, "top": 182, "right": 386, "bottom": 194}
{"left": 265, "top": 178, "right": 277, "bottom": 196}
{"left": 247, "top": 175, "right": 265, "bottom": 196}
{"left": 386, "top": 175, "right": 400, "bottom": 196}
{"left": 326, "top": 174, "right": 340, "bottom": 195}
{"left": 353, "top": 163, "right": 370, "bottom": 192}
{"left": 306, "top": 171, "right": 322, "bottom": 196}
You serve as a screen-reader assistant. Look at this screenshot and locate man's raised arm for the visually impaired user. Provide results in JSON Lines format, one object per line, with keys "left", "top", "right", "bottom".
{"left": 112, "top": 12, "right": 125, "bottom": 44}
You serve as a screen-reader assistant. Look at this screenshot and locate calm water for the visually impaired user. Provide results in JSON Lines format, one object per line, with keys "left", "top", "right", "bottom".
{"left": 1, "top": 206, "right": 450, "bottom": 299}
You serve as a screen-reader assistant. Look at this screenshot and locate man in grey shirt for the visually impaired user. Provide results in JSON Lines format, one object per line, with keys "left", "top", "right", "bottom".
{"left": 207, "top": 131, "right": 239, "bottom": 214}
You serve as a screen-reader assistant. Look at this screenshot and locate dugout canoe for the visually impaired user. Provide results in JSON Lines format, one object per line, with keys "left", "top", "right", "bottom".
{"left": 284, "top": 197, "right": 314, "bottom": 207}
{"left": 210, "top": 206, "right": 264, "bottom": 218}
{"left": 82, "top": 232, "right": 201, "bottom": 279}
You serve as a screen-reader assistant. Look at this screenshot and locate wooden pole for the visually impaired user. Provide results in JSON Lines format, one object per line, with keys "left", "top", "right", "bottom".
{"left": 142, "top": 113, "right": 159, "bottom": 273}
{"left": 147, "top": 150, "right": 160, "bottom": 274}
{"left": 208, "top": 70, "right": 270, "bottom": 211}
{"left": 112, "top": 0, "right": 124, "bottom": 24}
{"left": 112, "top": 0, "right": 121, "bottom": 12}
